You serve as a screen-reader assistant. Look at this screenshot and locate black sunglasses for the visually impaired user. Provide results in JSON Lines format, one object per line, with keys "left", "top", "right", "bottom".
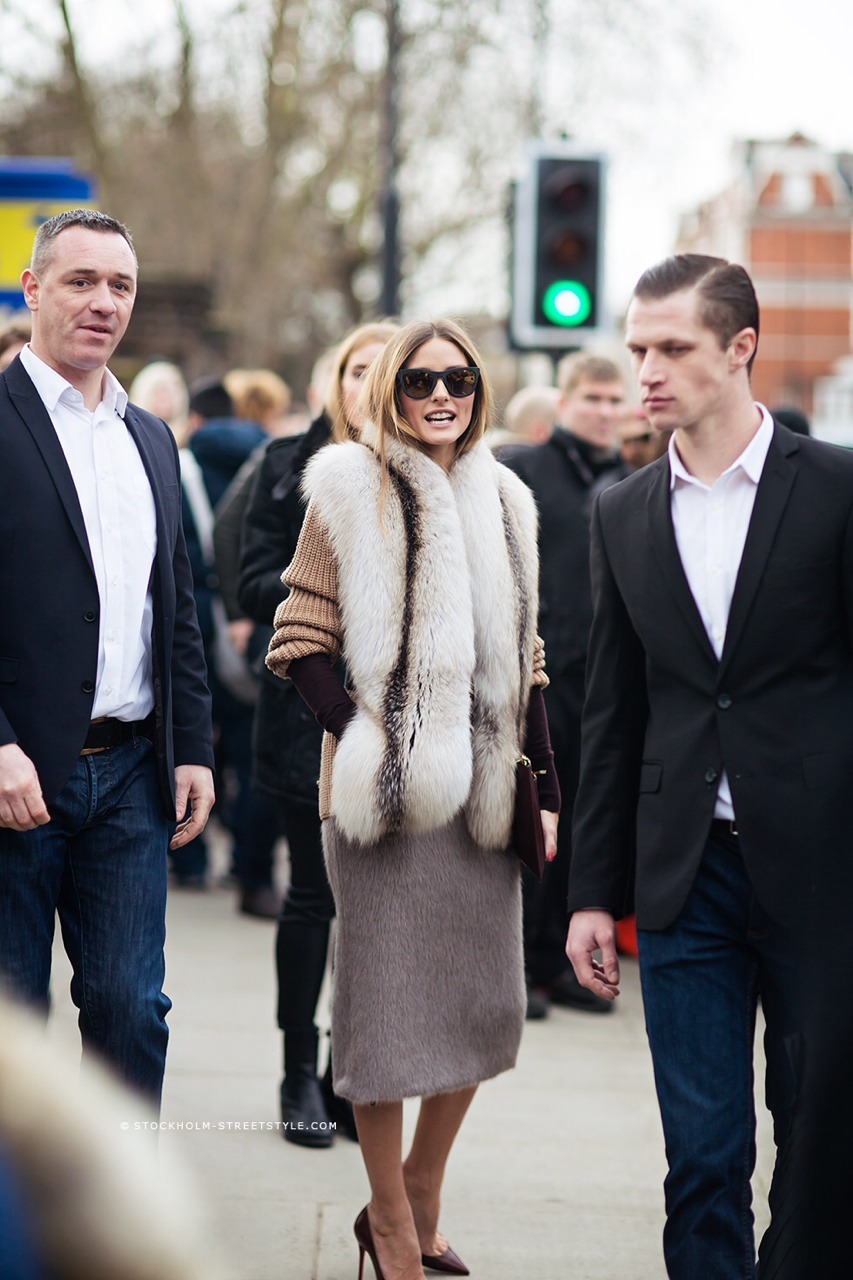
{"left": 396, "top": 366, "right": 480, "bottom": 400}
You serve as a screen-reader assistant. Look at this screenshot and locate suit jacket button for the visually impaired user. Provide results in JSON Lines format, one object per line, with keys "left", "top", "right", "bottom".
{"left": 84, "top": 610, "right": 96, "bottom": 622}
{"left": 705, "top": 768, "right": 719, "bottom": 784}
{"left": 81, "top": 680, "right": 95, "bottom": 693}
{"left": 717, "top": 693, "right": 733, "bottom": 710}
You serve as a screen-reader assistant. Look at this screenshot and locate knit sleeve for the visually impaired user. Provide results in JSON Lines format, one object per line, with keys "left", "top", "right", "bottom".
{"left": 266, "top": 502, "right": 343, "bottom": 677}
{"left": 531, "top": 634, "right": 550, "bottom": 689}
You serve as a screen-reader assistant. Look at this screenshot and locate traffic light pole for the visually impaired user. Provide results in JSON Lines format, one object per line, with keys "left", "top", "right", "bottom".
{"left": 379, "top": 0, "right": 401, "bottom": 318}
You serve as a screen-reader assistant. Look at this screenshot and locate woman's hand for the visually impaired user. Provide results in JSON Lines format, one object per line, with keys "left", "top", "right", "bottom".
{"left": 540, "top": 809, "right": 559, "bottom": 862}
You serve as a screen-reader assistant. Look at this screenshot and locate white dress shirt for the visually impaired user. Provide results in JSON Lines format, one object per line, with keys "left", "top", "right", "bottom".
{"left": 668, "top": 406, "right": 774, "bottom": 819}
{"left": 21, "top": 344, "right": 157, "bottom": 722}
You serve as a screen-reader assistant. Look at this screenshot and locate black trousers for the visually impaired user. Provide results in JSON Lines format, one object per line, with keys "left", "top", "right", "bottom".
{"left": 275, "top": 797, "right": 336, "bottom": 1060}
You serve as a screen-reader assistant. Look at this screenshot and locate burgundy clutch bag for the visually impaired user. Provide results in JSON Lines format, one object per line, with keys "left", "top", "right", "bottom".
{"left": 512, "top": 754, "right": 546, "bottom": 880}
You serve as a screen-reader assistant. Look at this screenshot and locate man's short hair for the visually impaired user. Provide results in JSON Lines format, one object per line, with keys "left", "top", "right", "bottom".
{"left": 31, "top": 209, "right": 137, "bottom": 276}
{"left": 633, "top": 254, "right": 760, "bottom": 374}
{"left": 556, "top": 351, "right": 624, "bottom": 396}
{"left": 188, "top": 378, "right": 234, "bottom": 421}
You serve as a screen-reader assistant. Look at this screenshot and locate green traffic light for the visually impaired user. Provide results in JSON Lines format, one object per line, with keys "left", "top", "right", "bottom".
{"left": 542, "top": 280, "right": 592, "bottom": 327}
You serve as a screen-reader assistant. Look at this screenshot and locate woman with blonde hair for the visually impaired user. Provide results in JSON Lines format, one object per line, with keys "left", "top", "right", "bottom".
{"left": 266, "top": 318, "right": 559, "bottom": 1279}
{"left": 237, "top": 320, "right": 398, "bottom": 1146}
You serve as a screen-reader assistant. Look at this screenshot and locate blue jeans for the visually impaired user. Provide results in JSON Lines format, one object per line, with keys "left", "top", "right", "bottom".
{"left": 0, "top": 736, "right": 172, "bottom": 1106}
{"left": 638, "top": 832, "right": 802, "bottom": 1280}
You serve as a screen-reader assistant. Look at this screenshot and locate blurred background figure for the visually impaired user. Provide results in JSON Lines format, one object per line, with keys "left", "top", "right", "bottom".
{"left": 187, "top": 377, "right": 266, "bottom": 508}
{"left": 184, "top": 375, "right": 283, "bottom": 917}
{"left": 226, "top": 368, "right": 291, "bottom": 438}
{"left": 0, "top": 993, "right": 228, "bottom": 1280}
{"left": 129, "top": 359, "right": 190, "bottom": 444}
{"left": 0, "top": 317, "right": 31, "bottom": 372}
{"left": 590, "top": 403, "right": 671, "bottom": 500}
{"left": 129, "top": 361, "right": 215, "bottom": 889}
{"left": 504, "top": 384, "right": 561, "bottom": 447}
{"left": 617, "top": 404, "right": 670, "bottom": 472}
{"left": 504, "top": 351, "right": 626, "bottom": 1020}
{"left": 771, "top": 405, "right": 811, "bottom": 436}
{"left": 238, "top": 321, "right": 397, "bottom": 1148}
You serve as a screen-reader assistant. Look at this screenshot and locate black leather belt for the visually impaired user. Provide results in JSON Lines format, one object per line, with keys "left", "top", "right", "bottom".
{"left": 711, "top": 818, "right": 739, "bottom": 840}
{"left": 81, "top": 714, "right": 155, "bottom": 755}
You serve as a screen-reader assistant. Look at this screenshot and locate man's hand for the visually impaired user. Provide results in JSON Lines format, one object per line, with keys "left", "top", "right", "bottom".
{"left": 0, "top": 742, "right": 50, "bottom": 831}
{"left": 541, "top": 809, "right": 559, "bottom": 862}
{"left": 566, "top": 909, "right": 621, "bottom": 1002}
{"left": 170, "top": 765, "right": 215, "bottom": 850}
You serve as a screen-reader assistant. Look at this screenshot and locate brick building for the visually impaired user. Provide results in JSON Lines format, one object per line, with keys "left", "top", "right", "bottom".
{"left": 677, "top": 134, "right": 853, "bottom": 419}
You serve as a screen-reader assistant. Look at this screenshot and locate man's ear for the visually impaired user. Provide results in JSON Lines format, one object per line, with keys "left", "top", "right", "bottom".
{"left": 21, "top": 269, "right": 39, "bottom": 314}
{"left": 729, "top": 327, "right": 757, "bottom": 373}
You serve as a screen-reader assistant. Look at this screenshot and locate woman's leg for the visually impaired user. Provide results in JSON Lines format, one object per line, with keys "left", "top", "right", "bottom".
{"left": 354, "top": 1101, "right": 424, "bottom": 1279}
{"left": 403, "top": 1086, "right": 478, "bottom": 1256}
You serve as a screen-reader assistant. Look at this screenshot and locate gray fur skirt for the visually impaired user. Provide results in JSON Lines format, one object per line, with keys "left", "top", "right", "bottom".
{"left": 322, "top": 813, "right": 525, "bottom": 1103}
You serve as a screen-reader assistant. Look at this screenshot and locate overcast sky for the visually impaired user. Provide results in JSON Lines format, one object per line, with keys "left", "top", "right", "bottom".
{"left": 604, "top": 0, "right": 851, "bottom": 312}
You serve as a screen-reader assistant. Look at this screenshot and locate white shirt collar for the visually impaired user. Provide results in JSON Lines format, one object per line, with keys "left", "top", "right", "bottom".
{"left": 20, "top": 343, "right": 128, "bottom": 417}
{"left": 669, "top": 405, "right": 774, "bottom": 491}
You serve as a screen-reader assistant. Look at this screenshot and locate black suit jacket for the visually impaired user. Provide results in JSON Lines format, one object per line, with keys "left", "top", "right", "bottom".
{"left": 0, "top": 357, "right": 214, "bottom": 816}
{"left": 568, "top": 422, "right": 853, "bottom": 930}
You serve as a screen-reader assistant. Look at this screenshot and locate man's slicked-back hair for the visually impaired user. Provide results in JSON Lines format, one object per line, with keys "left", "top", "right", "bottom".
{"left": 30, "top": 209, "right": 137, "bottom": 276}
{"left": 633, "top": 254, "right": 760, "bottom": 375}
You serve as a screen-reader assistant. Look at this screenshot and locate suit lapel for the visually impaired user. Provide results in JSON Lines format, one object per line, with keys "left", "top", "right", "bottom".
{"left": 646, "top": 456, "right": 718, "bottom": 667}
{"left": 5, "top": 360, "right": 94, "bottom": 573}
{"left": 719, "top": 426, "right": 798, "bottom": 676}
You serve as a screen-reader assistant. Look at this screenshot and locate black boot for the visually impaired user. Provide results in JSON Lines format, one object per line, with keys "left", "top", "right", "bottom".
{"left": 280, "top": 1030, "right": 334, "bottom": 1148}
{"left": 321, "top": 1046, "right": 359, "bottom": 1143}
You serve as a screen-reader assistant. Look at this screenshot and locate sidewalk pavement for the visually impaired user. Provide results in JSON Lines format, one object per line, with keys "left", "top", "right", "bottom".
{"left": 49, "top": 857, "right": 775, "bottom": 1280}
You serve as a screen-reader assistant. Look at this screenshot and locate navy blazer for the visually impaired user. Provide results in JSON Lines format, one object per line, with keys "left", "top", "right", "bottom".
{"left": 0, "top": 356, "right": 214, "bottom": 817}
{"left": 568, "top": 422, "right": 853, "bottom": 931}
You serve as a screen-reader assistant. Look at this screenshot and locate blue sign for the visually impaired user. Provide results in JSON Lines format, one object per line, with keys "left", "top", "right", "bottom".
{"left": 0, "top": 158, "right": 95, "bottom": 307}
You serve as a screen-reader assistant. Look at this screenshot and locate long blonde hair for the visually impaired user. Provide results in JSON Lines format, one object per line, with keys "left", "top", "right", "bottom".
{"left": 325, "top": 321, "right": 399, "bottom": 443}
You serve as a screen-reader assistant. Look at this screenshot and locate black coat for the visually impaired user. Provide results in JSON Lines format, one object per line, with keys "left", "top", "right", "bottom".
{"left": 503, "top": 429, "right": 620, "bottom": 680}
{"left": 0, "top": 357, "right": 214, "bottom": 816}
{"left": 503, "top": 430, "right": 621, "bottom": 769}
{"left": 568, "top": 422, "right": 853, "bottom": 931}
{"left": 237, "top": 414, "right": 332, "bottom": 802}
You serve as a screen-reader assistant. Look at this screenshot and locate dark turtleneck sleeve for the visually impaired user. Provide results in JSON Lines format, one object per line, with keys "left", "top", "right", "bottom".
{"left": 288, "top": 653, "right": 356, "bottom": 740}
{"left": 524, "top": 685, "right": 561, "bottom": 813}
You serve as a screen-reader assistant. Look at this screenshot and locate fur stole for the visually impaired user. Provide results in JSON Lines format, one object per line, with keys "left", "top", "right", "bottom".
{"left": 302, "top": 424, "right": 539, "bottom": 849}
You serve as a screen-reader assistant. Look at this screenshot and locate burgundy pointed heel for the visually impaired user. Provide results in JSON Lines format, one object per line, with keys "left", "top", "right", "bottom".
{"left": 354, "top": 1206, "right": 386, "bottom": 1280}
{"left": 421, "top": 1243, "right": 470, "bottom": 1276}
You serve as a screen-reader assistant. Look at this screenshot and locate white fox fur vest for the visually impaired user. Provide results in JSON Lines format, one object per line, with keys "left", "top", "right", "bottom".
{"left": 302, "top": 424, "right": 540, "bottom": 850}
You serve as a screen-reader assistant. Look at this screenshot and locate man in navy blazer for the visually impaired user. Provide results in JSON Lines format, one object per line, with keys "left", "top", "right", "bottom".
{"left": 566, "top": 255, "right": 853, "bottom": 1277}
{"left": 0, "top": 209, "right": 214, "bottom": 1106}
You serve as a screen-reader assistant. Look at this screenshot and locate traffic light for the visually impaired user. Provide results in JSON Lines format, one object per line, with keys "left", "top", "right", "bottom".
{"left": 510, "top": 143, "right": 606, "bottom": 350}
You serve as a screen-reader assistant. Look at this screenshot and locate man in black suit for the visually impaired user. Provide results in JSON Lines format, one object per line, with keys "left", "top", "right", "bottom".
{"left": 0, "top": 210, "right": 214, "bottom": 1106}
{"left": 566, "top": 254, "right": 853, "bottom": 1278}
{"left": 504, "top": 352, "right": 625, "bottom": 1015}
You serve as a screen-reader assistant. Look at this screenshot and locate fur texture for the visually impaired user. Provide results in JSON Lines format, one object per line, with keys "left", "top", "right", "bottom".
{"left": 302, "top": 426, "right": 539, "bottom": 849}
